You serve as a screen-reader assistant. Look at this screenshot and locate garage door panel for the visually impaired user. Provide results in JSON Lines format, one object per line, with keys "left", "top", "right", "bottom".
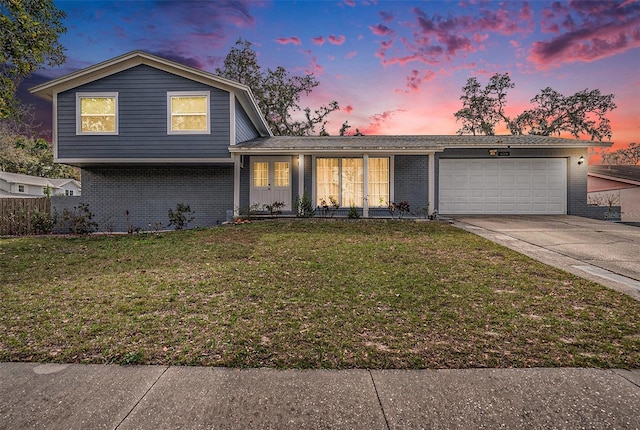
{"left": 439, "top": 158, "right": 567, "bottom": 214}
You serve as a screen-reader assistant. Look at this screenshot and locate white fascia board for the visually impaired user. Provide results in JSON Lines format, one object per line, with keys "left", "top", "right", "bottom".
{"left": 228, "top": 148, "right": 444, "bottom": 155}
{"left": 54, "top": 158, "right": 235, "bottom": 165}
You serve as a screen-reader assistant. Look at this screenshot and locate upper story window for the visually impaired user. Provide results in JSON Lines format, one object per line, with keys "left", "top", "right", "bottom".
{"left": 76, "top": 93, "right": 118, "bottom": 135}
{"left": 167, "top": 91, "right": 210, "bottom": 134}
{"left": 17, "top": 184, "right": 25, "bottom": 193}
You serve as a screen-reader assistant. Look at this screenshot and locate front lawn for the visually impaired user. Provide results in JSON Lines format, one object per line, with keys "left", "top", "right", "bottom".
{"left": 1, "top": 220, "right": 638, "bottom": 368}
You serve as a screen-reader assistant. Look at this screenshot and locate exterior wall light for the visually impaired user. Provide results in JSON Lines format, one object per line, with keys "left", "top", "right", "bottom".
{"left": 578, "top": 155, "right": 585, "bottom": 165}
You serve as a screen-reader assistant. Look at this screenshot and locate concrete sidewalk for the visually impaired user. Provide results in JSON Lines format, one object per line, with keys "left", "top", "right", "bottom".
{"left": 453, "top": 216, "right": 640, "bottom": 301}
{"left": 1, "top": 363, "right": 639, "bottom": 429}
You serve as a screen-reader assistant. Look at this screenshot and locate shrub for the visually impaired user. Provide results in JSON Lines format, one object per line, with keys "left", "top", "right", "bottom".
{"left": 296, "top": 192, "right": 315, "bottom": 218}
{"left": 59, "top": 203, "right": 97, "bottom": 234}
{"left": 264, "top": 201, "right": 285, "bottom": 217}
{"left": 348, "top": 205, "right": 360, "bottom": 219}
{"left": 168, "top": 203, "right": 195, "bottom": 230}
{"left": 319, "top": 196, "right": 340, "bottom": 217}
{"left": 31, "top": 209, "right": 55, "bottom": 234}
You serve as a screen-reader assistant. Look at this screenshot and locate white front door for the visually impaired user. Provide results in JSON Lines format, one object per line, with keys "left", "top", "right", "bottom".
{"left": 250, "top": 156, "right": 292, "bottom": 211}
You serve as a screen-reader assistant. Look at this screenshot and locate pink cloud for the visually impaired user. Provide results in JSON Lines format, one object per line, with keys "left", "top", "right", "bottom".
{"left": 312, "top": 36, "right": 325, "bottom": 46}
{"left": 360, "top": 109, "right": 405, "bottom": 134}
{"left": 404, "top": 69, "right": 436, "bottom": 92}
{"left": 305, "top": 56, "right": 324, "bottom": 75}
{"left": 530, "top": 0, "right": 640, "bottom": 69}
{"left": 276, "top": 36, "right": 302, "bottom": 45}
{"left": 369, "top": 23, "right": 395, "bottom": 37}
{"left": 344, "top": 105, "right": 354, "bottom": 114}
{"left": 328, "top": 34, "right": 346, "bottom": 45}
{"left": 510, "top": 40, "right": 520, "bottom": 48}
{"left": 377, "top": 3, "right": 535, "bottom": 67}
{"left": 380, "top": 11, "right": 394, "bottom": 23}
{"left": 344, "top": 0, "right": 356, "bottom": 7}
{"left": 345, "top": 51, "right": 358, "bottom": 59}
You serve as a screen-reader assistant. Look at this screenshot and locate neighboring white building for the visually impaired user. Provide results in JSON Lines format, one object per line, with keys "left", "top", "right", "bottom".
{"left": 0, "top": 171, "right": 81, "bottom": 198}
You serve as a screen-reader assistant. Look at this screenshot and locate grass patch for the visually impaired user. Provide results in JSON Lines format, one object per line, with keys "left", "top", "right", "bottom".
{"left": 1, "top": 220, "right": 638, "bottom": 369}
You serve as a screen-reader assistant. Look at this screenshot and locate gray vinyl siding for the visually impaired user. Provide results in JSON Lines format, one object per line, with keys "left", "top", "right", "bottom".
{"left": 57, "top": 65, "right": 231, "bottom": 159}
{"left": 235, "top": 99, "right": 260, "bottom": 143}
{"left": 76, "top": 166, "right": 233, "bottom": 232}
{"left": 435, "top": 147, "right": 590, "bottom": 217}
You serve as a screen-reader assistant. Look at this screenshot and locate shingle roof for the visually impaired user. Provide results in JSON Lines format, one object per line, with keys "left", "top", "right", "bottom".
{"left": 0, "top": 172, "right": 81, "bottom": 188}
{"left": 230, "top": 134, "right": 609, "bottom": 153}
{"left": 0, "top": 171, "right": 53, "bottom": 187}
{"left": 588, "top": 165, "right": 640, "bottom": 184}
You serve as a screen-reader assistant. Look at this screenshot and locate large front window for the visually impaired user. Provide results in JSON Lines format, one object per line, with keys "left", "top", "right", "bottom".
{"left": 76, "top": 93, "right": 118, "bottom": 134}
{"left": 316, "top": 157, "right": 389, "bottom": 207}
{"left": 368, "top": 157, "right": 390, "bottom": 207}
{"left": 167, "top": 91, "right": 210, "bottom": 134}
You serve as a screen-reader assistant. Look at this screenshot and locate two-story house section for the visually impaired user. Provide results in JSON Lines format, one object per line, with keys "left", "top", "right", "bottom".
{"left": 32, "top": 51, "right": 609, "bottom": 232}
{"left": 30, "top": 51, "right": 272, "bottom": 230}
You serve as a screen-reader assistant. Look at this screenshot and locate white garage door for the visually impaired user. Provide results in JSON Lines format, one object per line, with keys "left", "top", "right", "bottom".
{"left": 439, "top": 159, "right": 567, "bottom": 214}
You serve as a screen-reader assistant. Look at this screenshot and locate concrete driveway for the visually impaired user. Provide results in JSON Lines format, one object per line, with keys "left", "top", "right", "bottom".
{"left": 452, "top": 216, "right": 640, "bottom": 301}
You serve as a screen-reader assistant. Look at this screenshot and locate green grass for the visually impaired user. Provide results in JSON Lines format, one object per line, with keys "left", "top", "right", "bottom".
{"left": 1, "top": 220, "right": 638, "bottom": 369}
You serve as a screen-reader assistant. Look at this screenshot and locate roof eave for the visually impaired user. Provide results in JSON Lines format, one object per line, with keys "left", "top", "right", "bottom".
{"left": 588, "top": 172, "right": 640, "bottom": 186}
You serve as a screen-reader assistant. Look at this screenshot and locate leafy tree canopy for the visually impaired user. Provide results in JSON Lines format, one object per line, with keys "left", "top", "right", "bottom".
{"left": 0, "top": 0, "right": 67, "bottom": 119}
{"left": 216, "top": 39, "right": 339, "bottom": 136}
{"left": 454, "top": 73, "right": 514, "bottom": 136}
{"left": 0, "top": 105, "right": 78, "bottom": 179}
{"left": 454, "top": 73, "right": 616, "bottom": 141}
{"left": 600, "top": 142, "right": 640, "bottom": 165}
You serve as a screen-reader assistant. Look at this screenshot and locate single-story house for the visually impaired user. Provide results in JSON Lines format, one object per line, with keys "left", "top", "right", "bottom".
{"left": 0, "top": 171, "right": 81, "bottom": 197}
{"left": 588, "top": 165, "right": 640, "bottom": 223}
{"left": 29, "top": 51, "right": 610, "bottom": 232}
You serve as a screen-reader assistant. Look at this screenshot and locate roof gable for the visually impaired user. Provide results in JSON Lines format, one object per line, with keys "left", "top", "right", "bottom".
{"left": 30, "top": 51, "right": 272, "bottom": 137}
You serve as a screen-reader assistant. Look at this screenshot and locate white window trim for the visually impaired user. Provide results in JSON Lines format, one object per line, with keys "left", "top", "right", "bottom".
{"left": 17, "top": 184, "right": 26, "bottom": 193}
{"left": 167, "top": 91, "right": 210, "bottom": 135}
{"left": 76, "top": 92, "right": 119, "bottom": 135}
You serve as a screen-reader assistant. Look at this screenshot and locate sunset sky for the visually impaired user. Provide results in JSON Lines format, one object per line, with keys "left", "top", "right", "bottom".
{"left": 22, "top": 0, "right": 640, "bottom": 156}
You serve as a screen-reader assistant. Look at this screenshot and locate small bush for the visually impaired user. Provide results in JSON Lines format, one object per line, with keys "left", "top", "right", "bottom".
{"left": 265, "top": 201, "right": 285, "bottom": 217}
{"left": 31, "top": 209, "right": 55, "bottom": 234}
{"left": 296, "top": 192, "right": 316, "bottom": 218}
{"left": 319, "top": 196, "right": 340, "bottom": 217}
{"left": 168, "top": 203, "right": 194, "bottom": 230}
{"left": 348, "top": 205, "right": 360, "bottom": 219}
{"left": 59, "top": 203, "right": 97, "bottom": 234}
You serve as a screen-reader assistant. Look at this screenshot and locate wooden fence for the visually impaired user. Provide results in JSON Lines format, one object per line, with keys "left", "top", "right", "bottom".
{"left": 0, "top": 197, "right": 51, "bottom": 236}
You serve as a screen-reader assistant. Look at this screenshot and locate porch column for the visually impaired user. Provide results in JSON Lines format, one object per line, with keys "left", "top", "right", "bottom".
{"left": 363, "top": 154, "right": 369, "bottom": 217}
{"left": 233, "top": 154, "right": 241, "bottom": 217}
{"left": 428, "top": 153, "right": 435, "bottom": 216}
{"left": 298, "top": 154, "right": 304, "bottom": 201}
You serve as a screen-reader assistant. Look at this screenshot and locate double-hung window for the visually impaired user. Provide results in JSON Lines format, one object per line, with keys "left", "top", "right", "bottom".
{"left": 316, "top": 157, "right": 389, "bottom": 207}
{"left": 76, "top": 93, "right": 118, "bottom": 134}
{"left": 167, "top": 91, "right": 210, "bottom": 134}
